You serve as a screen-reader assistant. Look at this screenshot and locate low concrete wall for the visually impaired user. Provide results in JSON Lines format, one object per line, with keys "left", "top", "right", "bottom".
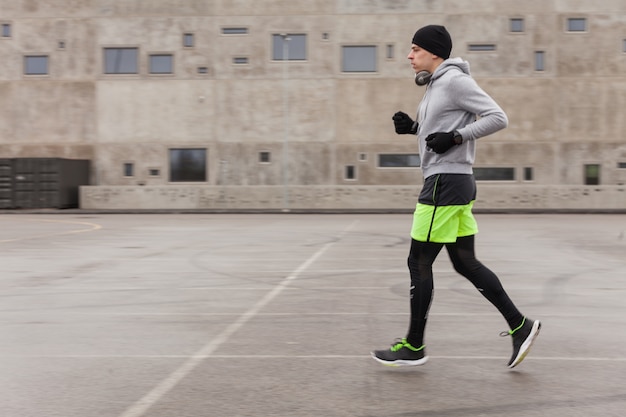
{"left": 80, "top": 184, "right": 626, "bottom": 212}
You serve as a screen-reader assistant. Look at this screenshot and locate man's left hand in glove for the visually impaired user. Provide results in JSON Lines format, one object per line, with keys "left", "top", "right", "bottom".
{"left": 425, "top": 131, "right": 461, "bottom": 154}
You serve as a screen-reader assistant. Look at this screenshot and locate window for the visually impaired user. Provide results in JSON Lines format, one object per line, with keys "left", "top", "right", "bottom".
{"left": 468, "top": 44, "right": 497, "bottom": 52}
{"left": 222, "top": 27, "right": 248, "bottom": 35}
{"left": 618, "top": 162, "right": 626, "bottom": 169}
{"left": 567, "top": 18, "right": 587, "bottom": 32}
{"left": 149, "top": 54, "right": 173, "bottom": 74}
{"left": 233, "top": 57, "right": 249, "bottom": 65}
{"left": 534, "top": 51, "right": 545, "bottom": 71}
{"left": 358, "top": 153, "right": 368, "bottom": 162}
{"left": 104, "top": 47, "right": 138, "bottom": 74}
{"left": 386, "top": 44, "right": 394, "bottom": 59}
{"left": 183, "top": 33, "right": 194, "bottom": 47}
{"left": 123, "top": 163, "right": 134, "bottom": 177}
{"left": 378, "top": 154, "right": 420, "bottom": 168}
{"left": 342, "top": 45, "right": 377, "bottom": 72}
{"left": 148, "top": 168, "right": 160, "bottom": 177}
{"left": 584, "top": 164, "right": 600, "bottom": 185}
{"left": 524, "top": 167, "right": 534, "bottom": 181}
{"left": 1, "top": 23, "right": 11, "bottom": 38}
{"left": 58, "top": 40, "right": 66, "bottom": 49}
{"left": 272, "top": 34, "right": 307, "bottom": 60}
{"left": 259, "top": 151, "right": 271, "bottom": 163}
{"left": 345, "top": 165, "right": 356, "bottom": 180}
{"left": 169, "top": 149, "right": 207, "bottom": 182}
{"left": 510, "top": 18, "right": 524, "bottom": 33}
{"left": 474, "top": 167, "right": 515, "bottom": 181}
{"left": 197, "top": 66, "right": 208, "bottom": 74}
{"left": 322, "top": 32, "right": 329, "bottom": 41}
{"left": 24, "top": 55, "right": 48, "bottom": 75}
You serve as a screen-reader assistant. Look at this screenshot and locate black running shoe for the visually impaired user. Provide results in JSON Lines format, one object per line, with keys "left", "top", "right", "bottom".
{"left": 371, "top": 338, "right": 428, "bottom": 367}
{"left": 501, "top": 317, "right": 541, "bottom": 368}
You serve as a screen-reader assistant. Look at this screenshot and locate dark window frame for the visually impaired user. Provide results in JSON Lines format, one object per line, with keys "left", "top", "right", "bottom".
{"left": 149, "top": 53, "right": 174, "bottom": 74}
{"left": 169, "top": 148, "right": 207, "bottom": 183}
{"left": 183, "top": 33, "right": 195, "bottom": 48}
{"left": 24, "top": 55, "right": 49, "bottom": 75}
{"left": 534, "top": 51, "right": 545, "bottom": 72}
{"left": 222, "top": 27, "right": 249, "bottom": 35}
{"left": 345, "top": 165, "right": 356, "bottom": 180}
{"left": 341, "top": 45, "right": 378, "bottom": 73}
{"left": 510, "top": 18, "right": 525, "bottom": 33}
{"left": 468, "top": 44, "right": 497, "bottom": 52}
{"left": 473, "top": 167, "right": 516, "bottom": 181}
{"left": 103, "top": 47, "right": 139, "bottom": 74}
{"left": 378, "top": 154, "right": 421, "bottom": 168}
{"left": 584, "top": 164, "right": 600, "bottom": 185}
{"left": 123, "top": 162, "right": 134, "bottom": 177}
{"left": 271, "top": 33, "right": 307, "bottom": 61}
{"left": 1, "top": 22, "right": 11, "bottom": 38}
{"left": 259, "top": 151, "right": 271, "bottom": 164}
{"left": 567, "top": 17, "right": 587, "bottom": 32}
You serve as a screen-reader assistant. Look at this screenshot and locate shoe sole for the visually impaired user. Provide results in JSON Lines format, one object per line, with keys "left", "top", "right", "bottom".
{"left": 370, "top": 352, "right": 429, "bottom": 367}
{"left": 508, "top": 320, "right": 541, "bottom": 369}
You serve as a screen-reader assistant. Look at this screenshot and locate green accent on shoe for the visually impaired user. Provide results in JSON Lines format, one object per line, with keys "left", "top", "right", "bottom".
{"left": 509, "top": 317, "right": 527, "bottom": 335}
{"left": 390, "top": 338, "right": 425, "bottom": 352}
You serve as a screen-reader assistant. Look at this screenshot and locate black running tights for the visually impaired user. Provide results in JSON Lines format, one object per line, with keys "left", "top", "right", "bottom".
{"left": 405, "top": 235, "right": 524, "bottom": 347}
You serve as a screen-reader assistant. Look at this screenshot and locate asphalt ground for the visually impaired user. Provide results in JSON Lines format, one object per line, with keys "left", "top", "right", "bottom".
{"left": 1, "top": 213, "right": 625, "bottom": 417}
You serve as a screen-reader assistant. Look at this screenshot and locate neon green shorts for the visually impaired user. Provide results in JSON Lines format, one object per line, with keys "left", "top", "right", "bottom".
{"left": 411, "top": 201, "right": 478, "bottom": 243}
{"left": 410, "top": 174, "right": 479, "bottom": 243}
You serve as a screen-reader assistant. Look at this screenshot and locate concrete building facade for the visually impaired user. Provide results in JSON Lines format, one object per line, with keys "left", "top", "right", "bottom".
{"left": 0, "top": 0, "right": 625, "bottom": 210}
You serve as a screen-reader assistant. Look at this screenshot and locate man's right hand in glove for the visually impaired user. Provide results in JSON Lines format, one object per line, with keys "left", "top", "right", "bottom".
{"left": 392, "top": 111, "right": 418, "bottom": 135}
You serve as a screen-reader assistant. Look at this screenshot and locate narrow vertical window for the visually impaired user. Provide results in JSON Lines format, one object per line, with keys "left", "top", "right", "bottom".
{"left": 123, "top": 163, "right": 134, "bottom": 177}
{"left": 524, "top": 167, "right": 534, "bottom": 181}
{"left": 183, "top": 33, "right": 194, "bottom": 48}
{"left": 584, "top": 164, "right": 600, "bottom": 185}
{"left": 534, "top": 51, "right": 545, "bottom": 71}
{"left": 1, "top": 23, "right": 11, "bottom": 37}
{"left": 386, "top": 44, "right": 394, "bottom": 59}
{"left": 345, "top": 165, "right": 355, "bottom": 180}
{"left": 510, "top": 18, "right": 524, "bottom": 33}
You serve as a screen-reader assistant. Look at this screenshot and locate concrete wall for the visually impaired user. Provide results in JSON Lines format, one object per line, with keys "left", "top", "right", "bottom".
{"left": 1, "top": 0, "right": 625, "bottom": 210}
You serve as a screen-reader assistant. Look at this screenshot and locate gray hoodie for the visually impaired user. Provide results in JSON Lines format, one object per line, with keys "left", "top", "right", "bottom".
{"left": 416, "top": 57, "right": 508, "bottom": 178}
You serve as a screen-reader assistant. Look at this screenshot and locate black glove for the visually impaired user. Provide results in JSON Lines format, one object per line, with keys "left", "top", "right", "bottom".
{"left": 392, "top": 111, "right": 417, "bottom": 135}
{"left": 425, "top": 131, "right": 457, "bottom": 154}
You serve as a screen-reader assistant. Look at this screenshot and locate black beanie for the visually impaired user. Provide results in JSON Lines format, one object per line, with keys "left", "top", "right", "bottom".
{"left": 412, "top": 25, "right": 452, "bottom": 59}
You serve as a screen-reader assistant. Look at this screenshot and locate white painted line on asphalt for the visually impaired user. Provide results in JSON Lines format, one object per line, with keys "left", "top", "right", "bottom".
{"left": 115, "top": 219, "right": 359, "bottom": 417}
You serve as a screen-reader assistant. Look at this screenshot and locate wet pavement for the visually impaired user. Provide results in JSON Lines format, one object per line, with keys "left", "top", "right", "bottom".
{"left": 1, "top": 213, "right": 625, "bottom": 417}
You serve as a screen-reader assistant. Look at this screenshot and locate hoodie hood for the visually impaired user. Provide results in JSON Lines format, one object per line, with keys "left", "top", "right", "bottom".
{"left": 431, "top": 57, "right": 471, "bottom": 81}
